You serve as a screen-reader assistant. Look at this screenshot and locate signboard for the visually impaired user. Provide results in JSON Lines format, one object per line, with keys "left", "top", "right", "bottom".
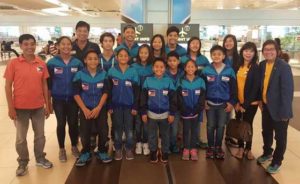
{"left": 121, "top": 23, "right": 153, "bottom": 43}
{"left": 168, "top": 24, "right": 199, "bottom": 43}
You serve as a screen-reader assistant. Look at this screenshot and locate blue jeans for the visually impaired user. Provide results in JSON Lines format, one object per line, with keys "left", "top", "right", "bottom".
{"left": 148, "top": 118, "right": 170, "bottom": 153}
{"left": 111, "top": 108, "right": 134, "bottom": 150}
{"left": 183, "top": 117, "right": 199, "bottom": 149}
{"left": 169, "top": 112, "right": 180, "bottom": 147}
{"left": 206, "top": 104, "right": 229, "bottom": 147}
{"left": 196, "top": 111, "right": 204, "bottom": 142}
{"left": 135, "top": 114, "right": 148, "bottom": 143}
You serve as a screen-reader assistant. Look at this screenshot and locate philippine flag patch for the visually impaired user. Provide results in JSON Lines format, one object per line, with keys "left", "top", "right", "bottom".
{"left": 207, "top": 76, "right": 215, "bottom": 82}
{"left": 54, "top": 67, "right": 63, "bottom": 74}
{"left": 182, "top": 90, "right": 188, "bottom": 96}
{"left": 82, "top": 83, "right": 89, "bottom": 90}
{"left": 148, "top": 90, "right": 156, "bottom": 96}
{"left": 36, "top": 66, "right": 44, "bottom": 72}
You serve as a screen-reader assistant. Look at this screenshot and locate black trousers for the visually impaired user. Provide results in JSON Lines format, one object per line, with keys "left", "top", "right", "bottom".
{"left": 236, "top": 105, "right": 258, "bottom": 150}
{"left": 262, "top": 104, "right": 289, "bottom": 166}
{"left": 80, "top": 108, "right": 109, "bottom": 153}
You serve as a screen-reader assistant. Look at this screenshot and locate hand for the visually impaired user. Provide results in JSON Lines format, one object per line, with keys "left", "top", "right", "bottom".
{"left": 90, "top": 106, "right": 101, "bottom": 119}
{"left": 131, "top": 109, "right": 137, "bottom": 116}
{"left": 142, "top": 115, "right": 148, "bottom": 123}
{"left": 44, "top": 107, "right": 50, "bottom": 119}
{"left": 168, "top": 115, "right": 174, "bottom": 124}
{"left": 239, "top": 106, "right": 246, "bottom": 113}
{"left": 225, "top": 102, "right": 233, "bottom": 112}
{"left": 8, "top": 107, "right": 17, "bottom": 120}
{"left": 108, "top": 109, "right": 113, "bottom": 114}
{"left": 82, "top": 107, "right": 92, "bottom": 119}
{"left": 49, "top": 45, "right": 58, "bottom": 56}
{"left": 258, "top": 101, "right": 263, "bottom": 111}
{"left": 205, "top": 101, "right": 210, "bottom": 110}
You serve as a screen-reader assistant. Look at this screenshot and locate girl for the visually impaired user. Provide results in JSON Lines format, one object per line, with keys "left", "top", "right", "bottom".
{"left": 202, "top": 45, "right": 237, "bottom": 159}
{"left": 47, "top": 36, "right": 83, "bottom": 162}
{"left": 223, "top": 34, "right": 240, "bottom": 72}
{"left": 177, "top": 60, "right": 206, "bottom": 161}
{"left": 234, "top": 42, "right": 260, "bottom": 160}
{"left": 150, "top": 34, "right": 166, "bottom": 59}
{"left": 131, "top": 44, "right": 153, "bottom": 155}
{"left": 73, "top": 50, "right": 112, "bottom": 166}
{"left": 107, "top": 48, "right": 139, "bottom": 160}
{"left": 99, "top": 32, "right": 117, "bottom": 71}
{"left": 140, "top": 58, "right": 177, "bottom": 163}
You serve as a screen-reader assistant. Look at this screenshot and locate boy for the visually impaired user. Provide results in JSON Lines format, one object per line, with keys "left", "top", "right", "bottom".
{"left": 99, "top": 32, "right": 116, "bottom": 71}
{"left": 4, "top": 34, "right": 53, "bottom": 176}
{"left": 165, "top": 26, "right": 186, "bottom": 57}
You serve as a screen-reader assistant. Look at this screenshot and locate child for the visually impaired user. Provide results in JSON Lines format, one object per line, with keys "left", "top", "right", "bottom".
{"left": 47, "top": 36, "right": 83, "bottom": 162}
{"left": 140, "top": 58, "right": 177, "bottom": 163}
{"left": 223, "top": 34, "right": 239, "bottom": 72}
{"left": 181, "top": 37, "right": 210, "bottom": 149}
{"left": 114, "top": 25, "right": 139, "bottom": 64}
{"left": 99, "top": 32, "right": 117, "bottom": 71}
{"left": 131, "top": 44, "right": 153, "bottom": 155}
{"left": 165, "top": 26, "right": 186, "bottom": 57}
{"left": 177, "top": 60, "right": 206, "bottom": 161}
{"left": 73, "top": 50, "right": 112, "bottom": 166}
{"left": 107, "top": 48, "right": 139, "bottom": 160}
{"left": 165, "top": 51, "right": 183, "bottom": 153}
{"left": 4, "top": 34, "right": 53, "bottom": 176}
{"left": 202, "top": 45, "right": 237, "bottom": 159}
{"left": 150, "top": 34, "right": 166, "bottom": 59}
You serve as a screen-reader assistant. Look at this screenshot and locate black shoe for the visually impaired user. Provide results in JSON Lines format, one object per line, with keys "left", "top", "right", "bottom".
{"left": 160, "top": 152, "right": 168, "bottom": 163}
{"left": 150, "top": 151, "right": 158, "bottom": 163}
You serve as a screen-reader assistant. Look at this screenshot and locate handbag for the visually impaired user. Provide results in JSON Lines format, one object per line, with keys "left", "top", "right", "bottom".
{"left": 226, "top": 114, "right": 252, "bottom": 142}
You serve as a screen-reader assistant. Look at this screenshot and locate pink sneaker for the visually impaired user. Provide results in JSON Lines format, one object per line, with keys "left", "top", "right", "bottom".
{"left": 182, "top": 148, "right": 190, "bottom": 160}
{"left": 190, "top": 149, "right": 198, "bottom": 161}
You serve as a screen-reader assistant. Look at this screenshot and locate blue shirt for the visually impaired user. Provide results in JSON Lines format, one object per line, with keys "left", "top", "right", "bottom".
{"left": 180, "top": 54, "right": 210, "bottom": 74}
{"left": 114, "top": 42, "right": 139, "bottom": 64}
{"left": 165, "top": 44, "right": 187, "bottom": 57}
{"left": 99, "top": 54, "right": 117, "bottom": 72}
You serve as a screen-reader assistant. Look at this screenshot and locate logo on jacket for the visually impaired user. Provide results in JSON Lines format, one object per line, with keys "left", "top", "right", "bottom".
{"left": 148, "top": 90, "right": 156, "bottom": 96}
{"left": 71, "top": 67, "right": 78, "bottom": 73}
{"left": 112, "top": 79, "right": 119, "bottom": 85}
{"left": 195, "top": 90, "right": 201, "bottom": 95}
{"left": 54, "top": 67, "right": 63, "bottom": 74}
{"left": 162, "top": 90, "right": 168, "bottom": 96}
{"left": 207, "top": 76, "right": 215, "bottom": 82}
{"left": 82, "top": 83, "right": 89, "bottom": 91}
{"left": 36, "top": 66, "right": 44, "bottom": 72}
{"left": 125, "top": 81, "right": 132, "bottom": 87}
{"left": 182, "top": 90, "right": 188, "bottom": 96}
{"left": 96, "top": 82, "right": 103, "bottom": 88}
{"left": 221, "top": 76, "right": 230, "bottom": 82}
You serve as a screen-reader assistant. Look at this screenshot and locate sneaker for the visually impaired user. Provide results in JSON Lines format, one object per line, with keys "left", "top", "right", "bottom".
{"left": 161, "top": 152, "right": 168, "bottom": 163}
{"left": 59, "top": 148, "right": 67, "bottom": 162}
{"left": 150, "top": 151, "right": 158, "bottom": 163}
{"left": 143, "top": 143, "right": 150, "bottom": 155}
{"left": 36, "top": 158, "right": 53, "bottom": 169}
{"left": 182, "top": 148, "right": 190, "bottom": 160}
{"left": 190, "top": 149, "right": 198, "bottom": 161}
{"left": 257, "top": 154, "right": 273, "bottom": 164}
{"left": 125, "top": 149, "right": 134, "bottom": 160}
{"left": 135, "top": 142, "right": 142, "bottom": 155}
{"left": 215, "top": 147, "right": 225, "bottom": 159}
{"left": 71, "top": 146, "right": 80, "bottom": 158}
{"left": 266, "top": 164, "right": 281, "bottom": 174}
{"left": 75, "top": 152, "right": 92, "bottom": 167}
{"left": 95, "top": 151, "right": 112, "bottom": 163}
{"left": 16, "top": 165, "right": 28, "bottom": 176}
{"left": 114, "top": 150, "right": 123, "bottom": 161}
{"left": 206, "top": 147, "right": 214, "bottom": 159}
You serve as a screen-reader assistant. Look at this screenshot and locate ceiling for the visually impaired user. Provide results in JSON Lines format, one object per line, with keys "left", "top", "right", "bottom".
{"left": 0, "top": 0, "right": 299, "bottom": 16}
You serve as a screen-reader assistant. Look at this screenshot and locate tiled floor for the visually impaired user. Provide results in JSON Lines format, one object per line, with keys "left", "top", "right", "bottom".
{"left": 0, "top": 63, "right": 299, "bottom": 184}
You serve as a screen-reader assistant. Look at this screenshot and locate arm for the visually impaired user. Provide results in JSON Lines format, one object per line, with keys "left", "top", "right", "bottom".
{"left": 5, "top": 79, "right": 16, "bottom": 120}
{"left": 90, "top": 79, "right": 109, "bottom": 118}
{"left": 74, "top": 94, "right": 91, "bottom": 119}
{"left": 195, "top": 89, "right": 206, "bottom": 114}
{"left": 242, "top": 65, "right": 260, "bottom": 109}
{"left": 132, "top": 81, "right": 140, "bottom": 115}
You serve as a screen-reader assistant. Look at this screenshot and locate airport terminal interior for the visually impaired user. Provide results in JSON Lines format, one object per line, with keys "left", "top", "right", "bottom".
{"left": 0, "top": 0, "right": 300, "bottom": 183}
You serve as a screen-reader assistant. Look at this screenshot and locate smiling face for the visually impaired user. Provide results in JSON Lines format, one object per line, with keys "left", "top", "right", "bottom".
{"left": 20, "top": 39, "right": 36, "bottom": 56}
{"left": 117, "top": 49, "right": 130, "bottom": 65}
{"left": 211, "top": 50, "right": 225, "bottom": 64}
{"left": 167, "top": 56, "right": 179, "bottom": 70}
{"left": 185, "top": 61, "right": 197, "bottom": 76}
{"left": 167, "top": 32, "right": 178, "bottom": 45}
{"left": 75, "top": 26, "right": 89, "bottom": 42}
{"left": 224, "top": 37, "right": 235, "bottom": 50}
{"left": 153, "top": 60, "right": 165, "bottom": 78}
{"left": 139, "top": 47, "right": 149, "bottom": 63}
{"left": 123, "top": 27, "right": 136, "bottom": 43}
{"left": 189, "top": 39, "right": 200, "bottom": 53}
{"left": 101, "top": 36, "right": 114, "bottom": 51}
{"left": 58, "top": 38, "right": 72, "bottom": 55}
{"left": 242, "top": 48, "right": 255, "bottom": 63}
{"left": 152, "top": 36, "right": 163, "bottom": 51}
{"left": 263, "top": 44, "right": 277, "bottom": 61}
{"left": 84, "top": 52, "right": 99, "bottom": 70}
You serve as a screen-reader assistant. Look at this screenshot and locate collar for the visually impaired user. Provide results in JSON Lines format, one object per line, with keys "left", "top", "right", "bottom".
{"left": 18, "top": 55, "right": 39, "bottom": 63}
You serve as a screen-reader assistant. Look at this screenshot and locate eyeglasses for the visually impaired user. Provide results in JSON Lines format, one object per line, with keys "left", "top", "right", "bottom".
{"left": 263, "top": 48, "right": 276, "bottom": 52}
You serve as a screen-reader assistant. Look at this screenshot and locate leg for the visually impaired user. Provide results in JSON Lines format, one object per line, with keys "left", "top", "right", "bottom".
{"left": 169, "top": 112, "right": 180, "bottom": 150}
{"left": 97, "top": 109, "right": 109, "bottom": 152}
{"left": 53, "top": 99, "right": 67, "bottom": 148}
{"left": 206, "top": 106, "right": 217, "bottom": 147}
{"left": 135, "top": 114, "right": 142, "bottom": 143}
{"left": 147, "top": 118, "right": 158, "bottom": 152}
{"left": 111, "top": 109, "right": 124, "bottom": 151}
{"left": 30, "top": 108, "right": 46, "bottom": 161}
{"left": 159, "top": 119, "right": 170, "bottom": 154}
{"left": 15, "top": 109, "right": 31, "bottom": 166}
{"left": 79, "top": 110, "right": 92, "bottom": 153}
{"left": 190, "top": 117, "right": 199, "bottom": 149}
{"left": 183, "top": 119, "right": 191, "bottom": 149}
{"left": 66, "top": 101, "right": 79, "bottom": 147}
{"left": 272, "top": 120, "right": 289, "bottom": 166}
{"left": 262, "top": 105, "right": 274, "bottom": 156}
{"left": 124, "top": 109, "right": 134, "bottom": 150}
{"left": 215, "top": 104, "right": 228, "bottom": 147}
{"left": 244, "top": 105, "right": 258, "bottom": 150}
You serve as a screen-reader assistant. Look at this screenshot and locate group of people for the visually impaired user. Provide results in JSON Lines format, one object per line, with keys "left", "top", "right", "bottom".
{"left": 1, "top": 40, "right": 20, "bottom": 58}
{"left": 4, "top": 20, "right": 293, "bottom": 177}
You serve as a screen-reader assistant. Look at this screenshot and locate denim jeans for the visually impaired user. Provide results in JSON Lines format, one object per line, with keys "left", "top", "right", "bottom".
{"left": 183, "top": 116, "right": 199, "bottom": 149}
{"left": 111, "top": 108, "right": 134, "bottom": 150}
{"left": 79, "top": 108, "right": 108, "bottom": 153}
{"left": 169, "top": 112, "right": 180, "bottom": 147}
{"left": 196, "top": 111, "right": 204, "bottom": 142}
{"left": 262, "top": 104, "right": 289, "bottom": 166}
{"left": 206, "top": 104, "right": 229, "bottom": 147}
{"left": 135, "top": 114, "right": 148, "bottom": 143}
{"left": 148, "top": 118, "right": 170, "bottom": 153}
{"left": 53, "top": 99, "right": 79, "bottom": 148}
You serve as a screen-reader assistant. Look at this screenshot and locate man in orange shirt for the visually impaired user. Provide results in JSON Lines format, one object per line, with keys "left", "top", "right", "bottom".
{"left": 4, "top": 34, "right": 53, "bottom": 176}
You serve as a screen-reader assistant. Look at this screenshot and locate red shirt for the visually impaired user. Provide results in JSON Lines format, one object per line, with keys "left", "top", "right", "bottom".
{"left": 4, "top": 56, "right": 49, "bottom": 109}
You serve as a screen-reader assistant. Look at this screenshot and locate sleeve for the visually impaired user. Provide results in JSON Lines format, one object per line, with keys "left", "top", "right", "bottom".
{"left": 229, "top": 69, "right": 237, "bottom": 105}
{"left": 169, "top": 81, "right": 177, "bottom": 115}
{"left": 242, "top": 65, "right": 260, "bottom": 109}
{"left": 279, "top": 64, "right": 294, "bottom": 119}
{"left": 257, "top": 62, "right": 264, "bottom": 101}
{"left": 102, "top": 78, "right": 110, "bottom": 95}
{"left": 3, "top": 60, "right": 15, "bottom": 81}
{"left": 46, "top": 62, "right": 54, "bottom": 90}
{"left": 140, "top": 79, "right": 148, "bottom": 115}
{"left": 78, "top": 61, "right": 84, "bottom": 71}
{"left": 195, "top": 89, "right": 206, "bottom": 114}
{"left": 176, "top": 86, "right": 184, "bottom": 113}
{"left": 72, "top": 73, "right": 81, "bottom": 95}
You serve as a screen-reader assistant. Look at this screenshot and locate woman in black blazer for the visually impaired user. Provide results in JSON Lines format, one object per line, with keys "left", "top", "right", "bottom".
{"left": 234, "top": 42, "right": 260, "bottom": 159}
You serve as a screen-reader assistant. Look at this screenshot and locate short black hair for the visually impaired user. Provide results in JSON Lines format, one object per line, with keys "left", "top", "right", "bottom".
{"left": 262, "top": 39, "right": 280, "bottom": 56}
{"left": 19, "top": 34, "right": 36, "bottom": 44}
{"left": 84, "top": 49, "right": 99, "bottom": 59}
{"left": 153, "top": 57, "right": 166, "bottom": 66}
{"left": 56, "top": 36, "right": 72, "bottom": 45}
{"left": 166, "top": 26, "right": 179, "bottom": 36}
{"left": 123, "top": 24, "right": 135, "bottom": 32}
{"left": 75, "top": 21, "right": 90, "bottom": 32}
{"left": 210, "top": 45, "right": 225, "bottom": 55}
{"left": 116, "top": 47, "right": 130, "bottom": 56}
{"left": 167, "top": 51, "right": 179, "bottom": 60}
{"left": 100, "top": 32, "right": 115, "bottom": 44}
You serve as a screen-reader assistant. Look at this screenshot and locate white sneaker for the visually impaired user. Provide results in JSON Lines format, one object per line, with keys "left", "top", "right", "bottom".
{"left": 143, "top": 143, "right": 150, "bottom": 155}
{"left": 135, "top": 142, "right": 142, "bottom": 154}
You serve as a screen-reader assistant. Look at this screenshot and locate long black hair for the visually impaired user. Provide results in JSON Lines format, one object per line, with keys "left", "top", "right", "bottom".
{"left": 238, "top": 42, "right": 258, "bottom": 68}
{"left": 187, "top": 37, "right": 202, "bottom": 57}
{"left": 150, "top": 34, "right": 166, "bottom": 59}
{"left": 223, "top": 34, "right": 239, "bottom": 71}
{"left": 136, "top": 44, "right": 153, "bottom": 65}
